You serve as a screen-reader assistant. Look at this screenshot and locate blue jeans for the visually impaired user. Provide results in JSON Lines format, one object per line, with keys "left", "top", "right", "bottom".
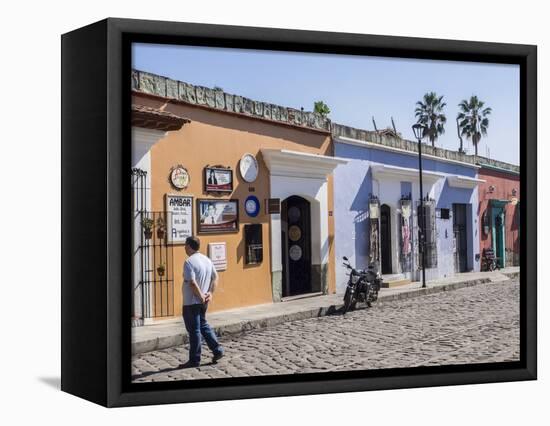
{"left": 182, "top": 303, "right": 223, "bottom": 363}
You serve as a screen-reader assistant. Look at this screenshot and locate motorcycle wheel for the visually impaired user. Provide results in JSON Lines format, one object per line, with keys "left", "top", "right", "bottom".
{"left": 343, "top": 287, "right": 354, "bottom": 313}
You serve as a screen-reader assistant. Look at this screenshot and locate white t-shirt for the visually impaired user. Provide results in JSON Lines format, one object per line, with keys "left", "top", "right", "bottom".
{"left": 182, "top": 252, "right": 218, "bottom": 306}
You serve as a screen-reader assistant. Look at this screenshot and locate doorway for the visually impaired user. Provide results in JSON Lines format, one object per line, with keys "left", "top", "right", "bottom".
{"left": 281, "top": 196, "right": 312, "bottom": 297}
{"left": 453, "top": 203, "right": 468, "bottom": 272}
{"left": 494, "top": 214, "right": 505, "bottom": 268}
{"left": 380, "top": 204, "right": 392, "bottom": 274}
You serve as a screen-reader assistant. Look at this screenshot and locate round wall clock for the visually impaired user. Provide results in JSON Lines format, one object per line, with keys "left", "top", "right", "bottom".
{"left": 244, "top": 195, "right": 260, "bottom": 217}
{"left": 239, "top": 153, "right": 259, "bottom": 183}
{"left": 170, "top": 165, "right": 190, "bottom": 190}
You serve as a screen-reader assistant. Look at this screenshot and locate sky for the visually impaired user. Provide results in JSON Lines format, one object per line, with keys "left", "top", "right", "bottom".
{"left": 132, "top": 43, "right": 520, "bottom": 165}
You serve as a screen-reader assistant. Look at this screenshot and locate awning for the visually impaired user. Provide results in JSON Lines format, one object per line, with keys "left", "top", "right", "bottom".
{"left": 370, "top": 164, "right": 445, "bottom": 184}
{"left": 447, "top": 175, "right": 485, "bottom": 189}
{"left": 489, "top": 199, "right": 510, "bottom": 208}
{"left": 261, "top": 149, "right": 348, "bottom": 179}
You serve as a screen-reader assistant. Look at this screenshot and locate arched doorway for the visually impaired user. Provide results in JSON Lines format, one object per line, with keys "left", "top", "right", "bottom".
{"left": 281, "top": 196, "right": 312, "bottom": 297}
{"left": 380, "top": 204, "right": 392, "bottom": 274}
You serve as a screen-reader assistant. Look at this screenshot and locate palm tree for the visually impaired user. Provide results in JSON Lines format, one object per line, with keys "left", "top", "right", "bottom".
{"left": 457, "top": 96, "right": 492, "bottom": 157}
{"left": 414, "top": 92, "right": 447, "bottom": 147}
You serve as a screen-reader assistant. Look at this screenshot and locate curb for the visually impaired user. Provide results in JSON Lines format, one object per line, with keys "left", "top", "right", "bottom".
{"left": 132, "top": 276, "right": 507, "bottom": 355}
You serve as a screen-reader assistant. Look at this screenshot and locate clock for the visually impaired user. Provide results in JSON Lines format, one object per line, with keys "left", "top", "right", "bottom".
{"left": 169, "top": 165, "right": 190, "bottom": 190}
{"left": 239, "top": 153, "right": 259, "bottom": 183}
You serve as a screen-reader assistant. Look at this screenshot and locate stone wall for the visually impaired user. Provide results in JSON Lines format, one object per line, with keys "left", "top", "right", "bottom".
{"left": 132, "top": 70, "right": 331, "bottom": 132}
{"left": 131, "top": 69, "right": 519, "bottom": 174}
{"left": 331, "top": 123, "right": 520, "bottom": 174}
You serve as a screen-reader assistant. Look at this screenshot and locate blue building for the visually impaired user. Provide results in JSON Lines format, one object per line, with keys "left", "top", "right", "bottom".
{"left": 332, "top": 133, "right": 483, "bottom": 293}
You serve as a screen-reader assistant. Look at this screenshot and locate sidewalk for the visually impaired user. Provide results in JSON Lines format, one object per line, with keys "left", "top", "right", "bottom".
{"left": 132, "top": 267, "right": 519, "bottom": 355}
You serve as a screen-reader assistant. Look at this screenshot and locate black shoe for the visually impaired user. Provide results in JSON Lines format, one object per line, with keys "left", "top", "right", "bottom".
{"left": 212, "top": 351, "right": 224, "bottom": 363}
{"left": 178, "top": 360, "right": 200, "bottom": 369}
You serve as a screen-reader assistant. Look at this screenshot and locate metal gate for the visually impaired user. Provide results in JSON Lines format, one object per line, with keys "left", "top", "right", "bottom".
{"left": 132, "top": 168, "right": 174, "bottom": 325}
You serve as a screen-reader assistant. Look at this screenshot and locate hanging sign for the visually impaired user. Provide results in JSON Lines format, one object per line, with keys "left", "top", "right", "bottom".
{"left": 208, "top": 242, "right": 227, "bottom": 271}
{"left": 165, "top": 194, "right": 193, "bottom": 244}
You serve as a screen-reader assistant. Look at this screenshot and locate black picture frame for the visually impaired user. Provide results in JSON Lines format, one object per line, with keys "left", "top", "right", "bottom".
{"left": 204, "top": 166, "right": 234, "bottom": 193}
{"left": 197, "top": 198, "right": 240, "bottom": 234}
{"left": 61, "top": 17, "right": 536, "bottom": 407}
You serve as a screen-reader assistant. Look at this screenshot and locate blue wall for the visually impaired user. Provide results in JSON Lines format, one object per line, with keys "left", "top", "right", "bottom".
{"left": 333, "top": 141, "right": 480, "bottom": 293}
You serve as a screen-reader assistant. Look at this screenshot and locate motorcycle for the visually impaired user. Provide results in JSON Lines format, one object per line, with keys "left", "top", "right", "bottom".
{"left": 341, "top": 256, "right": 382, "bottom": 313}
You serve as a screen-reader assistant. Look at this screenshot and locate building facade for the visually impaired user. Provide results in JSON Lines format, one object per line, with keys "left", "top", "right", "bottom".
{"left": 332, "top": 130, "right": 483, "bottom": 294}
{"left": 130, "top": 70, "right": 520, "bottom": 324}
{"left": 478, "top": 165, "right": 520, "bottom": 268}
{"left": 131, "top": 71, "right": 346, "bottom": 324}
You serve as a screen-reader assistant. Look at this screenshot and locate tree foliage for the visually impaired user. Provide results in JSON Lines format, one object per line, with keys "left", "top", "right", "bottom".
{"left": 314, "top": 101, "right": 331, "bottom": 118}
{"left": 457, "top": 95, "right": 492, "bottom": 157}
{"left": 414, "top": 92, "right": 447, "bottom": 147}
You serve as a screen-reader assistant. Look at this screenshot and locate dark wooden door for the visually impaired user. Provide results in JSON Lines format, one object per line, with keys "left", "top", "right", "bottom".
{"left": 281, "top": 196, "right": 312, "bottom": 297}
{"left": 380, "top": 204, "right": 392, "bottom": 274}
{"left": 453, "top": 203, "right": 468, "bottom": 272}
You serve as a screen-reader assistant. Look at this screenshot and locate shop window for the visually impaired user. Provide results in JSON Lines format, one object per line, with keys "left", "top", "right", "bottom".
{"left": 244, "top": 224, "right": 263, "bottom": 265}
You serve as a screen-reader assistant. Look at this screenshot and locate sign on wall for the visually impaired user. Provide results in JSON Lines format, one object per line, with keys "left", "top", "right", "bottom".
{"left": 208, "top": 242, "right": 227, "bottom": 271}
{"left": 165, "top": 194, "right": 193, "bottom": 244}
{"left": 204, "top": 167, "right": 233, "bottom": 192}
{"left": 169, "top": 165, "right": 190, "bottom": 190}
{"left": 197, "top": 199, "right": 239, "bottom": 233}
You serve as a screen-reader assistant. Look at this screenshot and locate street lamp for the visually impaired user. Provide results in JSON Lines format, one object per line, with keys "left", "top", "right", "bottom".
{"left": 412, "top": 123, "right": 427, "bottom": 289}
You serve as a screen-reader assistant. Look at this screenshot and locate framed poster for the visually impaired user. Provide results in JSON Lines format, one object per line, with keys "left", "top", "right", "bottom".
{"left": 165, "top": 194, "right": 193, "bottom": 244}
{"left": 61, "top": 18, "right": 536, "bottom": 408}
{"left": 204, "top": 167, "right": 233, "bottom": 192}
{"left": 208, "top": 242, "right": 227, "bottom": 271}
{"left": 197, "top": 199, "right": 239, "bottom": 233}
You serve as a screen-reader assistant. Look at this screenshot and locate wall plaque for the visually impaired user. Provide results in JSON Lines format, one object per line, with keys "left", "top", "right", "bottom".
{"left": 165, "top": 194, "right": 193, "bottom": 244}
{"left": 266, "top": 198, "right": 281, "bottom": 214}
{"left": 208, "top": 242, "right": 227, "bottom": 271}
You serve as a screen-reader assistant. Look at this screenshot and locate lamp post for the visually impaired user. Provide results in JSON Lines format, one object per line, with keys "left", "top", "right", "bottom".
{"left": 412, "top": 123, "right": 427, "bottom": 289}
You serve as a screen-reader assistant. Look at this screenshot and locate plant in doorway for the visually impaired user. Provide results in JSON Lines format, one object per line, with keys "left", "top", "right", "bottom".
{"left": 141, "top": 217, "right": 154, "bottom": 240}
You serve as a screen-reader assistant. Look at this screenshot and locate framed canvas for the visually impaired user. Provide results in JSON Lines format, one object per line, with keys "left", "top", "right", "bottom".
{"left": 61, "top": 18, "right": 536, "bottom": 407}
{"left": 204, "top": 167, "right": 233, "bottom": 193}
{"left": 197, "top": 198, "right": 239, "bottom": 233}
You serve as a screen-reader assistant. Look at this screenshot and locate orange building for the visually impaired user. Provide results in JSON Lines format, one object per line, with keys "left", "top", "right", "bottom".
{"left": 131, "top": 70, "right": 347, "bottom": 325}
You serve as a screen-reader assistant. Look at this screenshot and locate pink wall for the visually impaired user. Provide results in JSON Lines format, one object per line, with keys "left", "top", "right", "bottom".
{"left": 478, "top": 167, "right": 520, "bottom": 266}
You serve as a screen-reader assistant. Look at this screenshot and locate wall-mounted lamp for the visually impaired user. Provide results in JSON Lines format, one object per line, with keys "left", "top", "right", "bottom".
{"left": 488, "top": 185, "right": 496, "bottom": 194}
{"left": 511, "top": 188, "right": 517, "bottom": 197}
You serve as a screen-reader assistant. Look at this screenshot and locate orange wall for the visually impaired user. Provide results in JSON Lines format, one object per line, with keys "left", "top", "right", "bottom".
{"left": 134, "top": 93, "right": 334, "bottom": 316}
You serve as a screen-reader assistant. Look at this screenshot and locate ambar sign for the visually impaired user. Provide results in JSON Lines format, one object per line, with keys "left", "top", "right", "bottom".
{"left": 165, "top": 194, "right": 193, "bottom": 244}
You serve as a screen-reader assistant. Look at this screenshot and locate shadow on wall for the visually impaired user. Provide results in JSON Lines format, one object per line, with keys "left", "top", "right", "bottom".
{"left": 350, "top": 170, "right": 373, "bottom": 269}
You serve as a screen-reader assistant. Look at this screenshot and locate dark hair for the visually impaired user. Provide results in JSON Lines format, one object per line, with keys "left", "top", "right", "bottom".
{"left": 185, "top": 236, "right": 200, "bottom": 251}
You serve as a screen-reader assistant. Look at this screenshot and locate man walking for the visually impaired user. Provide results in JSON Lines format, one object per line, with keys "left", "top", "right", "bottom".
{"left": 179, "top": 236, "right": 224, "bottom": 369}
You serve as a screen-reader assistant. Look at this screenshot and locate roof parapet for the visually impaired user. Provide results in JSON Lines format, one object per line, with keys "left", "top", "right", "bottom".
{"left": 132, "top": 69, "right": 331, "bottom": 132}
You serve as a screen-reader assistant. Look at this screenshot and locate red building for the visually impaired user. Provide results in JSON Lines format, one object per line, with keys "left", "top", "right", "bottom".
{"left": 478, "top": 164, "right": 520, "bottom": 268}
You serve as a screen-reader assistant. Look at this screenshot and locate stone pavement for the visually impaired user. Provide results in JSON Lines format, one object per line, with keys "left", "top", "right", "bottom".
{"left": 132, "top": 267, "right": 519, "bottom": 355}
{"left": 132, "top": 277, "right": 520, "bottom": 382}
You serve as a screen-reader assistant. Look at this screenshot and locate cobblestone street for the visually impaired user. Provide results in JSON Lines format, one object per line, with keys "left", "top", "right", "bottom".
{"left": 132, "top": 279, "right": 520, "bottom": 382}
